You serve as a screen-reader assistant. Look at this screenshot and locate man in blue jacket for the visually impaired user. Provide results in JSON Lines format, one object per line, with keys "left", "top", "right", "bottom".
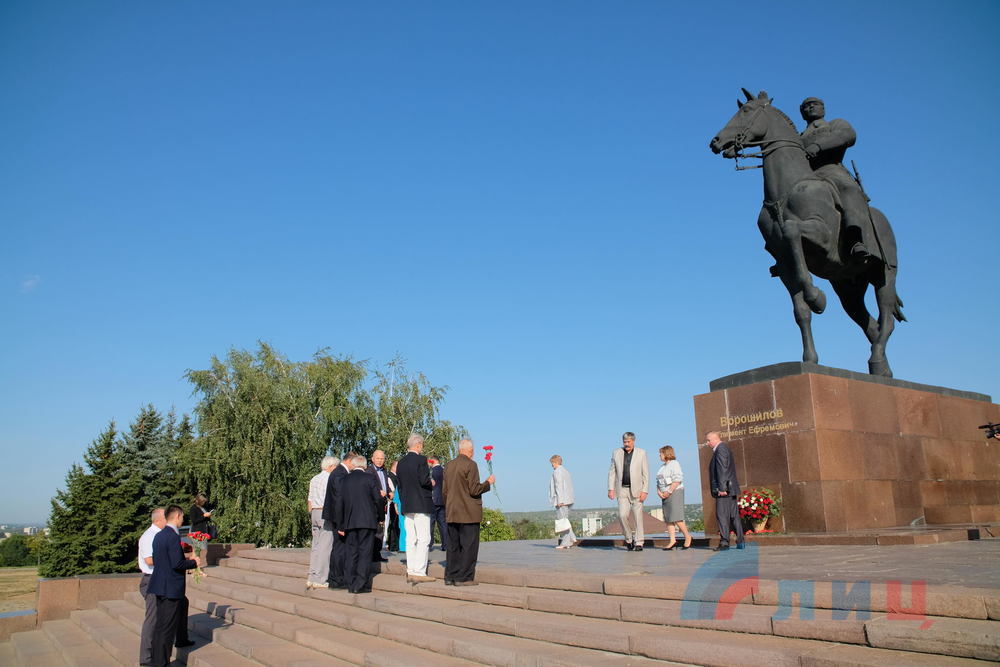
{"left": 147, "top": 505, "right": 200, "bottom": 667}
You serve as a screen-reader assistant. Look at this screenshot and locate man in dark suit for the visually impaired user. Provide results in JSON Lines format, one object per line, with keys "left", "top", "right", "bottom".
{"left": 443, "top": 438, "right": 494, "bottom": 586}
{"left": 334, "top": 455, "right": 384, "bottom": 594}
{"left": 429, "top": 458, "right": 447, "bottom": 551}
{"left": 147, "top": 505, "right": 200, "bottom": 667}
{"left": 365, "top": 448, "right": 390, "bottom": 562}
{"left": 395, "top": 433, "right": 436, "bottom": 583}
{"left": 322, "top": 453, "right": 355, "bottom": 588}
{"left": 707, "top": 431, "right": 744, "bottom": 550}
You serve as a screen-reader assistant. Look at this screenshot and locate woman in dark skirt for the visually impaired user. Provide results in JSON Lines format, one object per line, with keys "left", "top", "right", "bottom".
{"left": 656, "top": 446, "right": 692, "bottom": 550}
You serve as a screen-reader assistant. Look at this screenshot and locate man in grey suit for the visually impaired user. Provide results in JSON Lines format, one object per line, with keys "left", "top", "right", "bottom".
{"left": 607, "top": 431, "right": 649, "bottom": 551}
{"left": 707, "top": 431, "right": 745, "bottom": 550}
{"left": 548, "top": 455, "right": 576, "bottom": 549}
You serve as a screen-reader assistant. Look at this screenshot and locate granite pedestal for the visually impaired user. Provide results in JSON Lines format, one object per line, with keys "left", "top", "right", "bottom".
{"left": 695, "top": 363, "right": 1000, "bottom": 533}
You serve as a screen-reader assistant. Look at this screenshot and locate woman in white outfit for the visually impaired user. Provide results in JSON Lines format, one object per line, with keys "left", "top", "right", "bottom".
{"left": 549, "top": 455, "right": 577, "bottom": 549}
{"left": 656, "top": 445, "right": 692, "bottom": 550}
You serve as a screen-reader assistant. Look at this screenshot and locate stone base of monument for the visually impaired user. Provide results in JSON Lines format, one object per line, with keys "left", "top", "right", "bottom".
{"left": 695, "top": 362, "right": 1000, "bottom": 535}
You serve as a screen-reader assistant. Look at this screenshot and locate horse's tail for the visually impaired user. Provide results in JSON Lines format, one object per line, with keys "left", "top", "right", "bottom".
{"left": 893, "top": 295, "right": 907, "bottom": 322}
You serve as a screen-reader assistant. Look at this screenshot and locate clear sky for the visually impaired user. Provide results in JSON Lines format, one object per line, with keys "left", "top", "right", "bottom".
{"left": 2, "top": 2, "right": 998, "bottom": 524}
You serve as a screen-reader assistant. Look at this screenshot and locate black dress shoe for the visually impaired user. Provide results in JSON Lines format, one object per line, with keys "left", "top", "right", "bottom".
{"left": 625, "top": 541, "right": 634, "bottom": 551}
{"left": 634, "top": 545, "right": 643, "bottom": 552}
{"left": 713, "top": 545, "right": 730, "bottom": 551}
{"left": 373, "top": 556, "right": 389, "bottom": 562}
{"left": 444, "top": 579, "right": 455, "bottom": 586}
{"left": 175, "top": 640, "right": 195, "bottom": 648}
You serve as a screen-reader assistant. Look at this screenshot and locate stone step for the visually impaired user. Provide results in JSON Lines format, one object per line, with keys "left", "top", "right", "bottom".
{"left": 220, "top": 551, "right": 1000, "bottom": 622}
{"left": 42, "top": 618, "right": 118, "bottom": 666}
{"left": 208, "top": 559, "right": 994, "bottom": 666}
{"left": 185, "top": 575, "right": 689, "bottom": 665}
{"left": 183, "top": 585, "right": 479, "bottom": 666}
{"left": 210, "top": 559, "right": 868, "bottom": 644}
{"left": 70, "top": 608, "right": 141, "bottom": 665}
{"left": 10, "top": 629, "right": 66, "bottom": 666}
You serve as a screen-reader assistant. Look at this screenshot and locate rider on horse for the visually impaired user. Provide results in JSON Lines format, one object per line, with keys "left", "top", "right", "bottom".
{"left": 799, "top": 97, "right": 883, "bottom": 265}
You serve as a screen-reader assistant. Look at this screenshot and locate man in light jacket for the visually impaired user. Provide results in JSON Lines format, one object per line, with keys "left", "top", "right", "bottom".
{"left": 548, "top": 455, "right": 576, "bottom": 549}
{"left": 607, "top": 431, "right": 649, "bottom": 551}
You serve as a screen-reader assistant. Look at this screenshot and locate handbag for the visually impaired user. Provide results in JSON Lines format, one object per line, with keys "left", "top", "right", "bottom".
{"left": 554, "top": 517, "right": 571, "bottom": 533}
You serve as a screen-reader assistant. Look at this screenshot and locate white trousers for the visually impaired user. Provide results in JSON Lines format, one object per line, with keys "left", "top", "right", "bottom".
{"left": 404, "top": 513, "right": 431, "bottom": 575}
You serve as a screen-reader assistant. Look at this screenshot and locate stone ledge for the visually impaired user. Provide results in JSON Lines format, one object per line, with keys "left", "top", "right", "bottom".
{"left": 709, "top": 362, "right": 992, "bottom": 402}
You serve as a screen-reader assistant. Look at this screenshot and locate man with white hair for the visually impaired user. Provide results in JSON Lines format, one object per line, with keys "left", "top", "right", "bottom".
{"left": 137, "top": 508, "right": 166, "bottom": 666}
{"left": 395, "top": 433, "right": 436, "bottom": 583}
{"left": 306, "top": 455, "right": 339, "bottom": 589}
{"left": 443, "top": 438, "right": 494, "bottom": 586}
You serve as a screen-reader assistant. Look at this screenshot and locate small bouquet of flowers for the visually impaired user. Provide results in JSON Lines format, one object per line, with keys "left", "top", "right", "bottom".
{"left": 482, "top": 445, "right": 500, "bottom": 504}
{"left": 187, "top": 531, "right": 212, "bottom": 582}
{"left": 737, "top": 487, "right": 781, "bottom": 531}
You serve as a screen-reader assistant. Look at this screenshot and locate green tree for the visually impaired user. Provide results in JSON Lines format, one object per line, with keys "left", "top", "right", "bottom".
{"left": 480, "top": 508, "right": 515, "bottom": 541}
{"left": 511, "top": 518, "right": 556, "bottom": 540}
{"left": 180, "top": 344, "right": 462, "bottom": 548}
{"left": 366, "top": 358, "right": 462, "bottom": 464}
{"left": 0, "top": 535, "right": 33, "bottom": 567}
{"left": 40, "top": 407, "right": 192, "bottom": 577}
{"left": 41, "top": 423, "right": 118, "bottom": 577}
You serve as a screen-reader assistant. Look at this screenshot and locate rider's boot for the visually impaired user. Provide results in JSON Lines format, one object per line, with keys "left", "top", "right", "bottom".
{"left": 851, "top": 241, "right": 872, "bottom": 261}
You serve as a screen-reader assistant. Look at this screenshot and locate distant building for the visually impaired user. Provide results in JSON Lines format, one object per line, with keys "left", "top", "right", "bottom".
{"left": 649, "top": 507, "right": 664, "bottom": 522}
{"left": 23, "top": 526, "right": 38, "bottom": 535}
{"left": 581, "top": 513, "right": 603, "bottom": 537}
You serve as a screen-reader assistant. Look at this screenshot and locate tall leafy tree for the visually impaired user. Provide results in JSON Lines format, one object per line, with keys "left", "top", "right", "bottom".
{"left": 180, "top": 343, "right": 462, "bottom": 547}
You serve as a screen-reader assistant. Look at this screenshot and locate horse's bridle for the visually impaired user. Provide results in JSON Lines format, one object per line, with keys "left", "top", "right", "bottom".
{"left": 729, "top": 103, "right": 806, "bottom": 171}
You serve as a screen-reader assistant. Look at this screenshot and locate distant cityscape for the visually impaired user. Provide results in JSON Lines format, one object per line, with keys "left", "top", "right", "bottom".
{"left": 0, "top": 524, "right": 49, "bottom": 539}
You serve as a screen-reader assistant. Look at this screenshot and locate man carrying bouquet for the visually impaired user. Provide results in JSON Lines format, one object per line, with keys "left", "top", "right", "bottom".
{"left": 147, "top": 505, "right": 201, "bottom": 667}
{"left": 443, "top": 438, "right": 494, "bottom": 586}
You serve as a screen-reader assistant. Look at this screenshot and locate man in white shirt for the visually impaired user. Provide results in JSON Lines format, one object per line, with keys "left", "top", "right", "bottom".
{"left": 307, "top": 456, "right": 339, "bottom": 588}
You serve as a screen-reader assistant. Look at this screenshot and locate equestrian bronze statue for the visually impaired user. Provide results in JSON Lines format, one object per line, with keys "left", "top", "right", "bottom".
{"left": 709, "top": 89, "right": 905, "bottom": 377}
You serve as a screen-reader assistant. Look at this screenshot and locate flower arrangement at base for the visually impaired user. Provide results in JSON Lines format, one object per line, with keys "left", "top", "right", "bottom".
{"left": 737, "top": 487, "right": 781, "bottom": 532}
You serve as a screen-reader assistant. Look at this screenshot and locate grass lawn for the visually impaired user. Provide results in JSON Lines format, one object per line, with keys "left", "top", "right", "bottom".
{"left": 0, "top": 567, "right": 38, "bottom": 613}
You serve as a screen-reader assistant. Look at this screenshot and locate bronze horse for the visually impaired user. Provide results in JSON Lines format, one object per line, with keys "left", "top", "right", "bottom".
{"left": 709, "top": 89, "right": 904, "bottom": 377}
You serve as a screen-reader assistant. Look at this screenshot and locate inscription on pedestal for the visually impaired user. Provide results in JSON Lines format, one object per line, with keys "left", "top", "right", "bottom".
{"left": 694, "top": 364, "right": 1000, "bottom": 534}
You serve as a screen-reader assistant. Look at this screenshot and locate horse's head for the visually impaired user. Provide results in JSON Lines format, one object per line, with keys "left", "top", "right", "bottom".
{"left": 709, "top": 88, "right": 775, "bottom": 158}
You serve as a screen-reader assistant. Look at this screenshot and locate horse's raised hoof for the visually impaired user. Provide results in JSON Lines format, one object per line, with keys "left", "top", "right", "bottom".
{"left": 869, "top": 360, "right": 893, "bottom": 377}
{"left": 805, "top": 286, "right": 826, "bottom": 314}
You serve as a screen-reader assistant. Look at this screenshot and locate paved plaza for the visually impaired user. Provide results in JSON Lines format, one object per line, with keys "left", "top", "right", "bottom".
{"left": 467, "top": 538, "right": 1000, "bottom": 588}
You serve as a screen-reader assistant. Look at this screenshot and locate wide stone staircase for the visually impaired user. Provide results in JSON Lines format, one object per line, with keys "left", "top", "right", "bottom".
{"left": 3, "top": 547, "right": 998, "bottom": 665}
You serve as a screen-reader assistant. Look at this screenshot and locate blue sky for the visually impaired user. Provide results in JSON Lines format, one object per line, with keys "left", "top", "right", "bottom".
{"left": 2, "top": 2, "right": 998, "bottom": 523}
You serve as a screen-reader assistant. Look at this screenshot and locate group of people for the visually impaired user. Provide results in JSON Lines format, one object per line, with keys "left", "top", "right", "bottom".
{"left": 553, "top": 430, "right": 742, "bottom": 552}
{"left": 307, "top": 434, "right": 495, "bottom": 594}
